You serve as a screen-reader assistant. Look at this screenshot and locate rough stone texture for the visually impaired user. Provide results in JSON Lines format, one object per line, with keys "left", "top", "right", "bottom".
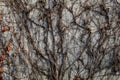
{"left": 0, "top": 0, "right": 120, "bottom": 80}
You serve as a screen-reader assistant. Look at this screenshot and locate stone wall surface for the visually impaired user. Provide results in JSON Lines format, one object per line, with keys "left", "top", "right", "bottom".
{"left": 0, "top": 0, "right": 120, "bottom": 80}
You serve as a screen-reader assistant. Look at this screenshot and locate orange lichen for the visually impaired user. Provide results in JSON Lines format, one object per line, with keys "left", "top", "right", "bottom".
{"left": 1, "top": 27, "right": 7, "bottom": 32}
{"left": 1, "top": 26, "right": 12, "bottom": 32}
{"left": 7, "top": 46, "right": 12, "bottom": 51}
{"left": 6, "top": 43, "right": 12, "bottom": 54}
{"left": 1, "top": 55, "right": 6, "bottom": 61}
{"left": 0, "top": 68, "right": 3, "bottom": 74}
{"left": 7, "top": 43, "right": 12, "bottom": 51}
